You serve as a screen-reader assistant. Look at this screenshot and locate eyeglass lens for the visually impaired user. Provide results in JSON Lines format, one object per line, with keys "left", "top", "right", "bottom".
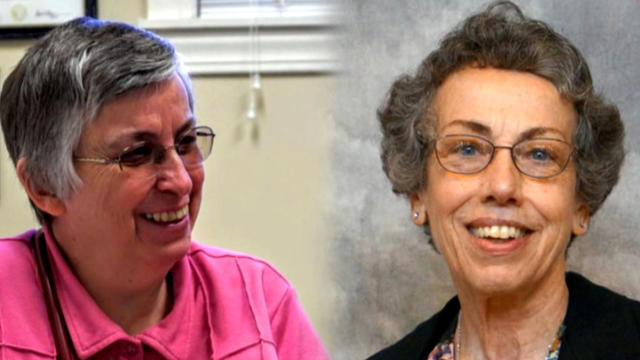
{"left": 435, "top": 135, "right": 572, "bottom": 178}
{"left": 118, "top": 126, "right": 215, "bottom": 175}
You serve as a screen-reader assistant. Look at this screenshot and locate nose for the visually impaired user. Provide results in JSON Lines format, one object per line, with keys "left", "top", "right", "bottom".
{"left": 155, "top": 148, "right": 193, "bottom": 195}
{"left": 482, "top": 147, "right": 522, "bottom": 205}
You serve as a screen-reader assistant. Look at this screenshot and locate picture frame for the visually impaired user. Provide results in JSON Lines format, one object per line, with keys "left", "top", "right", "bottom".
{"left": 0, "top": 0, "right": 97, "bottom": 39}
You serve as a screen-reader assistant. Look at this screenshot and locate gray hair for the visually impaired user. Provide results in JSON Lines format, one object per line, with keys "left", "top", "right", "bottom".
{"left": 379, "top": 1, "right": 624, "bottom": 223}
{"left": 0, "top": 17, "right": 193, "bottom": 223}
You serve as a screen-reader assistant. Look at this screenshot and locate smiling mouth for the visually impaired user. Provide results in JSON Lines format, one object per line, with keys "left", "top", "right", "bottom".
{"left": 468, "top": 225, "right": 529, "bottom": 241}
{"left": 143, "top": 205, "right": 189, "bottom": 223}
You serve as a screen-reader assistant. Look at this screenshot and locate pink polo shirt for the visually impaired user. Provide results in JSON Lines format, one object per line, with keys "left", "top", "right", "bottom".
{"left": 0, "top": 229, "right": 329, "bottom": 359}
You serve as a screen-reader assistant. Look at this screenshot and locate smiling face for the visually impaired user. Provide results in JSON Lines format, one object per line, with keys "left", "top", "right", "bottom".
{"left": 51, "top": 75, "right": 203, "bottom": 290}
{"left": 411, "top": 67, "right": 589, "bottom": 296}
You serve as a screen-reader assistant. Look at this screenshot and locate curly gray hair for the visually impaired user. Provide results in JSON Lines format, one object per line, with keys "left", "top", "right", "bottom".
{"left": 379, "top": 1, "right": 624, "bottom": 220}
{"left": 0, "top": 17, "right": 193, "bottom": 224}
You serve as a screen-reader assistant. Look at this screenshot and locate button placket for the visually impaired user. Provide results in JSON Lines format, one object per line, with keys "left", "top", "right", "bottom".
{"left": 121, "top": 342, "right": 142, "bottom": 359}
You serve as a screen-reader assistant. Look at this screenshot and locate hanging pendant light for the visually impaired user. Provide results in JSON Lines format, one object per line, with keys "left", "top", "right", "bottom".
{"left": 240, "top": 0, "right": 265, "bottom": 143}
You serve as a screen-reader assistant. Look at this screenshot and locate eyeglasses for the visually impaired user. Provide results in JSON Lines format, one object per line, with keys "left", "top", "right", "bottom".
{"left": 433, "top": 134, "right": 574, "bottom": 179}
{"left": 74, "top": 125, "right": 215, "bottom": 177}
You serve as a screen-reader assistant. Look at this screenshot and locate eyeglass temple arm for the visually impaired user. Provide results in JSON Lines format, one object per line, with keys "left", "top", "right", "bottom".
{"left": 74, "top": 157, "right": 114, "bottom": 164}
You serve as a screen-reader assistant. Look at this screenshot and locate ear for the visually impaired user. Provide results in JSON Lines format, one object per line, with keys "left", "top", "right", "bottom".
{"left": 16, "top": 158, "right": 66, "bottom": 217}
{"left": 571, "top": 200, "right": 590, "bottom": 236}
{"left": 410, "top": 191, "right": 429, "bottom": 226}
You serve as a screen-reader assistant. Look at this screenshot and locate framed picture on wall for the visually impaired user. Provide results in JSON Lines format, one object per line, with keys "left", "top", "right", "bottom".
{"left": 0, "top": 0, "right": 97, "bottom": 39}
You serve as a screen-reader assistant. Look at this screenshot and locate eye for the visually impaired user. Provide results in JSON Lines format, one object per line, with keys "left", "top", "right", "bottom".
{"left": 529, "top": 148, "right": 551, "bottom": 161}
{"left": 456, "top": 142, "right": 478, "bottom": 156}
{"left": 437, "top": 136, "right": 492, "bottom": 163}
{"left": 176, "top": 132, "right": 197, "bottom": 155}
{"left": 516, "top": 140, "right": 565, "bottom": 166}
{"left": 119, "top": 143, "right": 154, "bottom": 167}
{"left": 448, "top": 139, "right": 489, "bottom": 157}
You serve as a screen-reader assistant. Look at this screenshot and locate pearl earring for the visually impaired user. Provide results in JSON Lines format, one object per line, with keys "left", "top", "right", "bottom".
{"left": 413, "top": 212, "right": 419, "bottom": 219}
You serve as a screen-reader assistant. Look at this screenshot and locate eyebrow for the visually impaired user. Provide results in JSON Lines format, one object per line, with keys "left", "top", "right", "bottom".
{"left": 175, "top": 118, "right": 197, "bottom": 138}
{"left": 105, "top": 117, "right": 196, "bottom": 151}
{"left": 441, "top": 119, "right": 491, "bottom": 136}
{"left": 441, "top": 119, "right": 568, "bottom": 142}
{"left": 516, "top": 127, "right": 566, "bottom": 142}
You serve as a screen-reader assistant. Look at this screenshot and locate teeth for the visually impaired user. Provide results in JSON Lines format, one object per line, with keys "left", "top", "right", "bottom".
{"left": 470, "top": 225, "right": 525, "bottom": 239}
{"left": 144, "top": 205, "right": 189, "bottom": 223}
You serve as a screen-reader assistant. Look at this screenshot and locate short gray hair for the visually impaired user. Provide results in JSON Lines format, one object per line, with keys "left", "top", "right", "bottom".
{"left": 0, "top": 17, "right": 193, "bottom": 223}
{"left": 379, "top": 1, "right": 624, "bottom": 218}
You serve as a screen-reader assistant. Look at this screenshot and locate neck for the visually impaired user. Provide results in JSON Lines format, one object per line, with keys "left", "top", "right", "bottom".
{"left": 455, "top": 265, "right": 568, "bottom": 360}
{"left": 91, "top": 274, "right": 172, "bottom": 335}
{"left": 70, "top": 259, "right": 172, "bottom": 335}
{"left": 49, "top": 223, "right": 174, "bottom": 335}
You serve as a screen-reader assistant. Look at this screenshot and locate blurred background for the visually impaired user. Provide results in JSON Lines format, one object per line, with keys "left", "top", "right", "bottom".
{"left": 1, "top": 1, "right": 639, "bottom": 359}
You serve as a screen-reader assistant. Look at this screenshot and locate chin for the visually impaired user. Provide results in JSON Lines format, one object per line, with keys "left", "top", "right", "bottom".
{"left": 463, "top": 265, "right": 530, "bottom": 296}
{"left": 165, "top": 234, "right": 192, "bottom": 259}
{"left": 144, "top": 233, "right": 192, "bottom": 270}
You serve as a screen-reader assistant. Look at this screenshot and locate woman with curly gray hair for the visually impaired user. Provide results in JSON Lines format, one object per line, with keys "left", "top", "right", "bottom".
{"left": 368, "top": 1, "right": 638, "bottom": 359}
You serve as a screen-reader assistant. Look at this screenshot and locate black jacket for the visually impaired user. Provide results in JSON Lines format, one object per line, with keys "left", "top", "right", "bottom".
{"left": 368, "top": 272, "right": 640, "bottom": 359}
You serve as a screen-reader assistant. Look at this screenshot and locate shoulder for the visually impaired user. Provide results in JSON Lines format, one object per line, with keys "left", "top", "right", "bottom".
{"left": 367, "top": 296, "right": 460, "bottom": 360}
{"left": 187, "top": 242, "right": 290, "bottom": 285}
{"left": 0, "top": 230, "right": 56, "bottom": 357}
{"left": 562, "top": 272, "right": 640, "bottom": 358}
{"left": 182, "top": 242, "right": 330, "bottom": 358}
{"left": 0, "top": 230, "right": 39, "bottom": 287}
{"left": 0, "top": 230, "right": 36, "bottom": 265}
{"left": 566, "top": 271, "right": 640, "bottom": 322}
{"left": 186, "top": 242, "right": 293, "bottom": 310}
{"left": 187, "top": 241, "right": 283, "bottom": 270}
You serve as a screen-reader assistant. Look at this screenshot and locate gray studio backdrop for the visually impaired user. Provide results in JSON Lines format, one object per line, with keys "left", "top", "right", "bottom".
{"left": 328, "top": 1, "right": 640, "bottom": 358}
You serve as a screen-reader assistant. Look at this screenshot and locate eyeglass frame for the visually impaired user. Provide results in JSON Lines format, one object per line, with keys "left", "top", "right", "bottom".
{"left": 431, "top": 133, "right": 576, "bottom": 179}
{"left": 73, "top": 125, "right": 215, "bottom": 170}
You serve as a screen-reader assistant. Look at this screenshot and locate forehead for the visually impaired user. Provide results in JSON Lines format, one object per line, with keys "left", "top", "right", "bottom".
{"left": 80, "top": 76, "right": 192, "bottom": 147}
{"left": 433, "top": 67, "right": 577, "bottom": 139}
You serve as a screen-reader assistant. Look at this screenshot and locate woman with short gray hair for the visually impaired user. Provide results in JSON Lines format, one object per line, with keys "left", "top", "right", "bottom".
{"left": 0, "top": 17, "right": 328, "bottom": 359}
{"left": 368, "top": 2, "right": 638, "bottom": 359}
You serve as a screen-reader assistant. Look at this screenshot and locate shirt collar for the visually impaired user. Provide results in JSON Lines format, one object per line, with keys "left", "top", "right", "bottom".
{"left": 43, "top": 225, "right": 199, "bottom": 359}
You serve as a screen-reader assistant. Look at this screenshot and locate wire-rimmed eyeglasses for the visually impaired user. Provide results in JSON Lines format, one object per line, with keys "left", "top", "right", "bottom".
{"left": 74, "top": 125, "right": 215, "bottom": 176}
{"left": 433, "top": 134, "right": 574, "bottom": 179}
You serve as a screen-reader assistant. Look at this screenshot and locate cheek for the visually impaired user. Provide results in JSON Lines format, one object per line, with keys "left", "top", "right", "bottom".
{"left": 188, "top": 167, "right": 205, "bottom": 222}
{"left": 533, "top": 191, "right": 576, "bottom": 229}
{"left": 87, "top": 170, "right": 155, "bottom": 217}
{"left": 108, "top": 180, "right": 152, "bottom": 224}
{"left": 66, "top": 171, "right": 135, "bottom": 226}
{"left": 425, "top": 171, "right": 478, "bottom": 220}
{"left": 527, "top": 174, "right": 578, "bottom": 223}
{"left": 80, "top": 171, "right": 120, "bottom": 207}
{"left": 423, "top": 170, "right": 478, "bottom": 250}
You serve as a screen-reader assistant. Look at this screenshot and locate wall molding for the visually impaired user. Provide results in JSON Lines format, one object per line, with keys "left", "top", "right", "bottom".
{"left": 140, "top": 16, "right": 339, "bottom": 75}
